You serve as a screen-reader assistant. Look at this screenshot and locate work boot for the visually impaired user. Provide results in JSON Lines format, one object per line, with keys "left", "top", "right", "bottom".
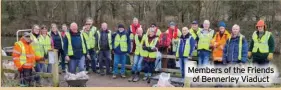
{"left": 121, "top": 74, "right": 126, "bottom": 78}
{"left": 133, "top": 72, "right": 140, "bottom": 82}
{"left": 128, "top": 72, "right": 135, "bottom": 82}
{"left": 112, "top": 75, "right": 117, "bottom": 79}
{"left": 143, "top": 76, "right": 148, "bottom": 81}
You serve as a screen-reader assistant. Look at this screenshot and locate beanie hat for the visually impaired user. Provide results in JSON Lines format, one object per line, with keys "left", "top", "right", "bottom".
{"left": 218, "top": 21, "right": 226, "bottom": 28}
{"left": 118, "top": 24, "right": 124, "bottom": 29}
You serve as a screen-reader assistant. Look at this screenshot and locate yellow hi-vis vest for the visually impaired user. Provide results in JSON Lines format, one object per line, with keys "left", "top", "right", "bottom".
{"left": 82, "top": 30, "right": 96, "bottom": 49}
{"left": 252, "top": 31, "right": 271, "bottom": 53}
{"left": 65, "top": 32, "right": 87, "bottom": 56}
{"left": 97, "top": 30, "right": 112, "bottom": 50}
{"left": 143, "top": 37, "right": 158, "bottom": 58}
{"left": 197, "top": 29, "right": 214, "bottom": 51}
{"left": 114, "top": 33, "right": 128, "bottom": 52}
{"left": 31, "top": 34, "right": 43, "bottom": 57}
{"left": 228, "top": 34, "right": 244, "bottom": 60}
{"left": 38, "top": 35, "right": 52, "bottom": 55}
{"left": 16, "top": 41, "right": 27, "bottom": 66}
{"left": 190, "top": 28, "right": 201, "bottom": 56}
{"left": 176, "top": 36, "right": 191, "bottom": 58}
{"left": 134, "top": 34, "right": 146, "bottom": 56}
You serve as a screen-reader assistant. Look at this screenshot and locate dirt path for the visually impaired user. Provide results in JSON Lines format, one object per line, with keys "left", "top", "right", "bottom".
{"left": 59, "top": 73, "right": 152, "bottom": 87}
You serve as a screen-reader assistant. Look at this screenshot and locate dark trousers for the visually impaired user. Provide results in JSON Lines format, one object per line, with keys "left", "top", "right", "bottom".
{"left": 143, "top": 60, "right": 155, "bottom": 76}
{"left": 20, "top": 68, "right": 33, "bottom": 86}
{"left": 58, "top": 48, "right": 66, "bottom": 71}
{"left": 98, "top": 50, "right": 111, "bottom": 74}
{"left": 86, "top": 50, "right": 97, "bottom": 72}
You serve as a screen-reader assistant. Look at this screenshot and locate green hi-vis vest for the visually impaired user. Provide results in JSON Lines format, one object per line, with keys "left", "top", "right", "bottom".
{"left": 97, "top": 30, "right": 112, "bottom": 50}
{"left": 16, "top": 41, "right": 27, "bottom": 66}
{"left": 82, "top": 30, "right": 96, "bottom": 49}
{"left": 38, "top": 35, "right": 52, "bottom": 55}
{"left": 65, "top": 32, "right": 87, "bottom": 56}
{"left": 228, "top": 34, "right": 244, "bottom": 60}
{"left": 252, "top": 31, "right": 271, "bottom": 53}
{"left": 31, "top": 34, "right": 43, "bottom": 57}
{"left": 114, "top": 33, "right": 128, "bottom": 52}
{"left": 197, "top": 29, "right": 214, "bottom": 51}
{"left": 142, "top": 37, "right": 158, "bottom": 58}
{"left": 189, "top": 28, "right": 201, "bottom": 56}
{"left": 176, "top": 36, "right": 191, "bottom": 58}
{"left": 48, "top": 31, "right": 64, "bottom": 48}
{"left": 134, "top": 34, "right": 146, "bottom": 56}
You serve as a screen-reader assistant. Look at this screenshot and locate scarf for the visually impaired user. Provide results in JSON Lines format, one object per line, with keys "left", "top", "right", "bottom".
{"left": 168, "top": 26, "right": 178, "bottom": 39}
{"left": 131, "top": 23, "right": 140, "bottom": 35}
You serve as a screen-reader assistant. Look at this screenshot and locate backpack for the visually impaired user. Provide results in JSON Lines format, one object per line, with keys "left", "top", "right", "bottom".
{"left": 158, "top": 33, "right": 171, "bottom": 48}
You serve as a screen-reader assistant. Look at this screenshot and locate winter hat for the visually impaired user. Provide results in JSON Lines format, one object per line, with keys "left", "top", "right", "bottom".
{"left": 192, "top": 20, "right": 198, "bottom": 24}
{"left": 169, "top": 22, "right": 176, "bottom": 26}
{"left": 118, "top": 24, "right": 124, "bottom": 29}
{"left": 218, "top": 21, "right": 226, "bottom": 28}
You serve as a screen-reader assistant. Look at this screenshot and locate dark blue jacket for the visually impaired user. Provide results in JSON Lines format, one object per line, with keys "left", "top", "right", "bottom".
{"left": 223, "top": 35, "right": 248, "bottom": 64}
{"left": 178, "top": 33, "right": 196, "bottom": 58}
{"left": 64, "top": 30, "right": 87, "bottom": 60}
{"left": 112, "top": 30, "right": 131, "bottom": 55}
{"left": 51, "top": 31, "right": 63, "bottom": 49}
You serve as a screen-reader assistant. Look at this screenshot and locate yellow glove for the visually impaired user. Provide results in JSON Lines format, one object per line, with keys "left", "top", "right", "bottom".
{"left": 248, "top": 52, "right": 252, "bottom": 58}
{"left": 267, "top": 53, "right": 273, "bottom": 61}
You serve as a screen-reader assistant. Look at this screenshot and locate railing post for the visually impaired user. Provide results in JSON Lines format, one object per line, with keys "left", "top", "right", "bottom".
{"left": 49, "top": 49, "right": 59, "bottom": 87}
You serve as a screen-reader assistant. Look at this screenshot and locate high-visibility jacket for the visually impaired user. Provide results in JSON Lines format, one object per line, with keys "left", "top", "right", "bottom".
{"left": 211, "top": 31, "right": 230, "bottom": 61}
{"left": 82, "top": 30, "right": 96, "bottom": 50}
{"left": 165, "top": 29, "right": 182, "bottom": 52}
{"left": 30, "top": 34, "right": 43, "bottom": 58}
{"left": 65, "top": 32, "right": 87, "bottom": 56}
{"left": 227, "top": 34, "right": 245, "bottom": 60}
{"left": 189, "top": 28, "right": 201, "bottom": 56}
{"left": 197, "top": 29, "right": 214, "bottom": 51}
{"left": 146, "top": 28, "right": 161, "bottom": 37}
{"left": 134, "top": 34, "right": 146, "bottom": 56}
{"left": 97, "top": 30, "right": 112, "bottom": 51}
{"left": 38, "top": 35, "right": 52, "bottom": 55}
{"left": 252, "top": 31, "right": 271, "bottom": 53}
{"left": 142, "top": 36, "right": 158, "bottom": 58}
{"left": 176, "top": 36, "right": 191, "bottom": 58}
{"left": 114, "top": 33, "right": 128, "bottom": 52}
{"left": 12, "top": 38, "right": 41, "bottom": 69}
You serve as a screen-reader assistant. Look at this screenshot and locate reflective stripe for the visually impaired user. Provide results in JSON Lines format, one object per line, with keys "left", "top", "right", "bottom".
{"left": 176, "top": 36, "right": 191, "bottom": 58}
{"left": 114, "top": 34, "right": 128, "bottom": 52}
{"left": 134, "top": 34, "right": 146, "bottom": 56}
{"left": 228, "top": 34, "right": 244, "bottom": 60}
{"left": 66, "top": 32, "right": 87, "bottom": 56}
{"left": 252, "top": 31, "right": 271, "bottom": 53}
{"left": 31, "top": 34, "right": 43, "bottom": 57}
{"left": 39, "top": 35, "right": 52, "bottom": 55}
{"left": 143, "top": 37, "right": 158, "bottom": 58}
{"left": 12, "top": 50, "right": 21, "bottom": 55}
{"left": 16, "top": 41, "right": 27, "bottom": 66}
{"left": 197, "top": 29, "right": 214, "bottom": 50}
{"left": 97, "top": 30, "right": 112, "bottom": 51}
{"left": 82, "top": 30, "right": 96, "bottom": 49}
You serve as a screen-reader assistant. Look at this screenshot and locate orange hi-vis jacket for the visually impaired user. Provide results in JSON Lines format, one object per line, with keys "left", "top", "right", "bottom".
{"left": 211, "top": 30, "right": 230, "bottom": 62}
{"left": 12, "top": 38, "right": 42, "bottom": 69}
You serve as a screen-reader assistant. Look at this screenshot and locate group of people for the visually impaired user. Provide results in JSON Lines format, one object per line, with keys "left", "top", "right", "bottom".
{"left": 12, "top": 16, "right": 274, "bottom": 86}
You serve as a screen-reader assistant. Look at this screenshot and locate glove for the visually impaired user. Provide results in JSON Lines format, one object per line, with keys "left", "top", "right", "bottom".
{"left": 267, "top": 53, "right": 273, "bottom": 61}
{"left": 248, "top": 52, "right": 252, "bottom": 58}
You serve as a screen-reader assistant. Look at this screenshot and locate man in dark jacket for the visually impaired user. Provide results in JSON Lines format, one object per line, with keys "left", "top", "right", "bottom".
{"left": 95, "top": 22, "right": 112, "bottom": 76}
{"left": 223, "top": 24, "right": 248, "bottom": 64}
{"left": 64, "top": 22, "right": 87, "bottom": 74}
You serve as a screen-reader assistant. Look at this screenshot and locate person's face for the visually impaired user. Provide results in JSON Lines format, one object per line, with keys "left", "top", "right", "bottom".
{"left": 137, "top": 28, "right": 143, "bottom": 35}
{"left": 70, "top": 24, "right": 78, "bottom": 32}
{"left": 85, "top": 21, "right": 93, "bottom": 31}
{"left": 101, "top": 23, "right": 107, "bottom": 30}
{"left": 62, "top": 25, "right": 67, "bottom": 31}
{"left": 41, "top": 28, "right": 48, "bottom": 35}
{"left": 182, "top": 28, "right": 189, "bottom": 35}
{"left": 232, "top": 26, "right": 240, "bottom": 36}
{"left": 118, "top": 28, "right": 124, "bottom": 32}
{"left": 133, "top": 19, "right": 138, "bottom": 25}
{"left": 170, "top": 26, "right": 175, "bottom": 29}
{"left": 151, "top": 25, "right": 156, "bottom": 29}
{"left": 203, "top": 23, "right": 210, "bottom": 29}
{"left": 192, "top": 24, "right": 198, "bottom": 30}
{"left": 51, "top": 25, "right": 58, "bottom": 32}
{"left": 149, "top": 31, "right": 154, "bottom": 37}
{"left": 257, "top": 26, "right": 264, "bottom": 32}
{"left": 219, "top": 27, "right": 225, "bottom": 32}
{"left": 24, "top": 35, "right": 31, "bottom": 43}
{"left": 33, "top": 26, "right": 40, "bottom": 34}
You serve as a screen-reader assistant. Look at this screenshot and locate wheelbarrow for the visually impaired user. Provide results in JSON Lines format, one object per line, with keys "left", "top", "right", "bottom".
{"left": 66, "top": 79, "right": 88, "bottom": 87}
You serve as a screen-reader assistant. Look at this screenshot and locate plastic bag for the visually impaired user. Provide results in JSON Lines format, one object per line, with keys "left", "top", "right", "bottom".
{"left": 155, "top": 73, "right": 174, "bottom": 87}
{"left": 64, "top": 71, "right": 89, "bottom": 80}
{"left": 155, "top": 51, "right": 162, "bottom": 71}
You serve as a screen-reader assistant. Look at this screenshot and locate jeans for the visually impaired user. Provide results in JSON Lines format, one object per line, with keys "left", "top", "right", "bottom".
{"left": 198, "top": 50, "right": 210, "bottom": 66}
{"left": 58, "top": 49, "right": 66, "bottom": 71}
{"left": 132, "top": 55, "right": 143, "bottom": 73}
{"left": 143, "top": 60, "right": 155, "bottom": 77}
{"left": 179, "top": 58, "right": 188, "bottom": 78}
{"left": 46, "top": 64, "right": 52, "bottom": 73}
{"left": 35, "top": 63, "right": 46, "bottom": 72}
{"left": 69, "top": 56, "right": 85, "bottom": 74}
{"left": 113, "top": 54, "right": 127, "bottom": 75}
{"left": 99, "top": 50, "right": 111, "bottom": 74}
{"left": 86, "top": 50, "right": 97, "bottom": 72}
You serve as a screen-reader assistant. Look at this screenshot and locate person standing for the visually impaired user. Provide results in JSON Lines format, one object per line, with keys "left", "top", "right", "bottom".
{"left": 96, "top": 22, "right": 112, "bottom": 76}
{"left": 64, "top": 22, "right": 87, "bottom": 73}
{"left": 176, "top": 27, "right": 195, "bottom": 79}
{"left": 50, "top": 23, "right": 65, "bottom": 72}
{"left": 128, "top": 18, "right": 142, "bottom": 65}
{"left": 38, "top": 25, "right": 53, "bottom": 73}
{"left": 197, "top": 20, "right": 214, "bottom": 66}
{"left": 112, "top": 24, "right": 131, "bottom": 79}
{"left": 248, "top": 20, "right": 274, "bottom": 65}
{"left": 189, "top": 20, "right": 201, "bottom": 57}
{"left": 146, "top": 23, "right": 161, "bottom": 37}
{"left": 211, "top": 21, "right": 230, "bottom": 65}
{"left": 13, "top": 32, "right": 43, "bottom": 87}
{"left": 61, "top": 24, "right": 68, "bottom": 38}
{"left": 223, "top": 24, "right": 248, "bottom": 64}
